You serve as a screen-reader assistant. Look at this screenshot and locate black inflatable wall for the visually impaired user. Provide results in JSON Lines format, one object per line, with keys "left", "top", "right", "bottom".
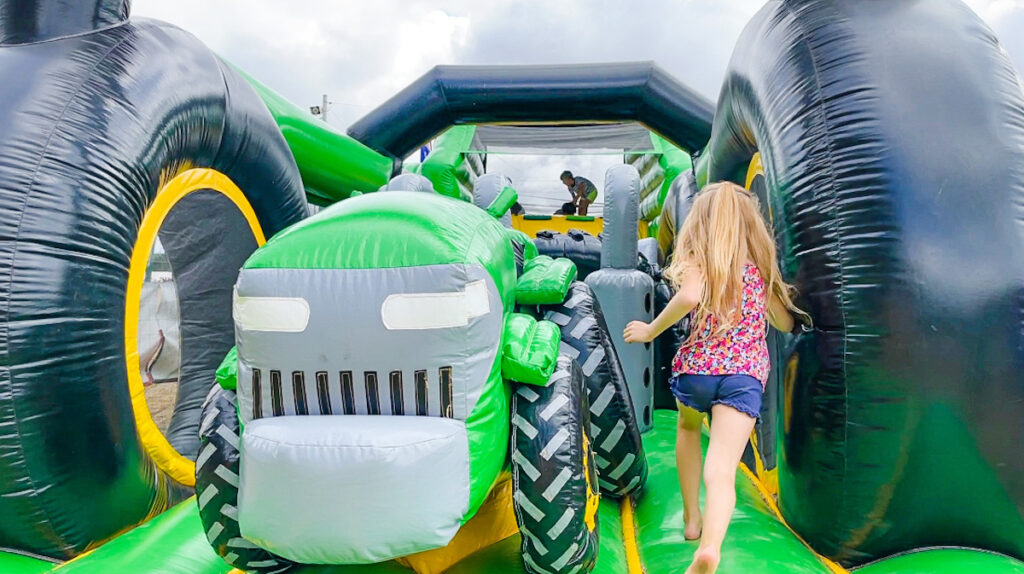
{"left": 533, "top": 230, "right": 602, "bottom": 280}
{"left": 704, "top": 0, "right": 1024, "bottom": 564}
{"left": 655, "top": 170, "right": 697, "bottom": 258}
{"left": 0, "top": 0, "right": 306, "bottom": 558}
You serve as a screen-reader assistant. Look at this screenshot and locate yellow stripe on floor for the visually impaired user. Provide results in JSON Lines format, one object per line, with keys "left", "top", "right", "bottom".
{"left": 619, "top": 496, "right": 645, "bottom": 574}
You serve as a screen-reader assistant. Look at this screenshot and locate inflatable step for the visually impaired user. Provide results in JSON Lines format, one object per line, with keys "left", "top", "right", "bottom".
{"left": 49, "top": 411, "right": 1024, "bottom": 573}
{"left": 50, "top": 409, "right": 1024, "bottom": 574}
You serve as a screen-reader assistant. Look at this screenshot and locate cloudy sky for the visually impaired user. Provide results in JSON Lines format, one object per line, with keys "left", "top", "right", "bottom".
{"left": 132, "top": 0, "right": 1024, "bottom": 213}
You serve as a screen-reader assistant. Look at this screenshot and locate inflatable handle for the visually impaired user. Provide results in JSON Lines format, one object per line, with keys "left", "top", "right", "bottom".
{"left": 473, "top": 173, "right": 515, "bottom": 227}
{"left": 602, "top": 164, "right": 641, "bottom": 270}
{"left": 486, "top": 186, "right": 519, "bottom": 220}
{"left": 516, "top": 256, "right": 578, "bottom": 305}
{"left": 502, "top": 314, "right": 561, "bottom": 385}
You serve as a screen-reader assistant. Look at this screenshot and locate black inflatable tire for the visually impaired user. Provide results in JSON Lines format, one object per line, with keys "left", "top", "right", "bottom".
{"left": 543, "top": 283, "right": 647, "bottom": 498}
{"left": 0, "top": 11, "right": 306, "bottom": 557}
{"left": 533, "top": 230, "right": 602, "bottom": 280}
{"left": 511, "top": 356, "right": 599, "bottom": 574}
{"left": 197, "top": 386, "right": 293, "bottom": 574}
{"left": 702, "top": 1, "right": 1024, "bottom": 563}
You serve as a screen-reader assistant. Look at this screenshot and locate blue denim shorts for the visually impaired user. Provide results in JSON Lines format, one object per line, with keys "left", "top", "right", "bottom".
{"left": 670, "top": 374, "right": 763, "bottom": 420}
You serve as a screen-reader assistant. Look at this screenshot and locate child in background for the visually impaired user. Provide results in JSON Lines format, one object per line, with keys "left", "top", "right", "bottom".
{"left": 624, "top": 181, "right": 807, "bottom": 574}
{"left": 560, "top": 170, "right": 599, "bottom": 216}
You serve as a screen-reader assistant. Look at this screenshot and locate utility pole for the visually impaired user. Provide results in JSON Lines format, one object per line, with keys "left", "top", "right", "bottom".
{"left": 310, "top": 94, "right": 331, "bottom": 123}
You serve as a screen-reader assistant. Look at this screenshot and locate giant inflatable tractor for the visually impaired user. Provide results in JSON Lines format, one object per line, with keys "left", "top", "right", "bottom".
{"left": 196, "top": 191, "right": 646, "bottom": 574}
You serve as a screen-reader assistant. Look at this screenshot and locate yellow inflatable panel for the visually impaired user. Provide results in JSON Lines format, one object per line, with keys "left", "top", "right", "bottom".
{"left": 512, "top": 215, "right": 649, "bottom": 239}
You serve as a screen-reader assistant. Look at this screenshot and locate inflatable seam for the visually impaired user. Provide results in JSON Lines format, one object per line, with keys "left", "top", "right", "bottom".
{"left": 2, "top": 20, "right": 129, "bottom": 47}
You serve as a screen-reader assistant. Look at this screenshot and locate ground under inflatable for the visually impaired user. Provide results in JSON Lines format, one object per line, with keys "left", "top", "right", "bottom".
{"left": 0, "top": 0, "right": 1021, "bottom": 573}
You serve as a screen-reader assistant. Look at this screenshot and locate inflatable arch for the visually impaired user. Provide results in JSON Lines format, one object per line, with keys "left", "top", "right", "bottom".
{"left": 346, "top": 62, "right": 714, "bottom": 161}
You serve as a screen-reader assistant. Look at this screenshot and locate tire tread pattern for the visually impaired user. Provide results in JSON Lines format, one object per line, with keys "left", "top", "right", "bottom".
{"left": 196, "top": 386, "right": 293, "bottom": 574}
{"left": 511, "top": 355, "right": 599, "bottom": 574}
{"left": 542, "top": 282, "right": 648, "bottom": 498}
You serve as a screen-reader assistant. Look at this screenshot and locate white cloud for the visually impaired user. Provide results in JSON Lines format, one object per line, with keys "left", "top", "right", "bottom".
{"left": 964, "top": 0, "right": 1024, "bottom": 71}
{"left": 392, "top": 9, "right": 470, "bottom": 81}
{"left": 131, "top": 0, "right": 771, "bottom": 128}
{"left": 133, "top": 1, "right": 1024, "bottom": 126}
{"left": 964, "top": 0, "right": 1024, "bottom": 21}
{"left": 132, "top": 1, "right": 1024, "bottom": 124}
{"left": 131, "top": 1, "right": 1024, "bottom": 212}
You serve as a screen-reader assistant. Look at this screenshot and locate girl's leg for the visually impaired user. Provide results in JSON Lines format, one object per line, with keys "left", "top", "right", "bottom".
{"left": 686, "top": 404, "right": 756, "bottom": 574}
{"left": 675, "top": 403, "right": 705, "bottom": 540}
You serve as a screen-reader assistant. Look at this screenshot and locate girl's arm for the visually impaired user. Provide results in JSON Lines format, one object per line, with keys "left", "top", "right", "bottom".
{"left": 768, "top": 292, "right": 796, "bottom": 333}
{"left": 623, "top": 267, "right": 702, "bottom": 344}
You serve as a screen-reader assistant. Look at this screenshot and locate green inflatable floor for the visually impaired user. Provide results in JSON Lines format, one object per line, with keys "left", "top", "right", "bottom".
{"left": 0, "top": 552, "right": 54, "bottom": 574}
{"left": 447, "top": 409, "right": 832, "bottom": 574}
{"left": 6, "top": 409, "right": 1023, "bottom": 573}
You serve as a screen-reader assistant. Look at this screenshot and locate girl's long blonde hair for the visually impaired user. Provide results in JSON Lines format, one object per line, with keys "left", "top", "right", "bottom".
{"left": 664, "top": 181, "right": 806, "bottom": 344}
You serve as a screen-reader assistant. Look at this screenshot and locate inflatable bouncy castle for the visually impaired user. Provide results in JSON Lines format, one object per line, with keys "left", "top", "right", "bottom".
{"left": 0, "top": 0, "right": 1021, "bottom": 573}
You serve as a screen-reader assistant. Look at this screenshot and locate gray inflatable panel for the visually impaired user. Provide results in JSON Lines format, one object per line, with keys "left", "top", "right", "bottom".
{"left": 384, "top": 173, "right": 436, "bottom": 193}
{"left": 472, "top": 173, "right": 513, "bottom": 227}
{"left": 233, "top": 264, "right": 502, "bottom": 425}
{"left": 238, "top": 415, "right": 470, "bottom": 564}
{"left": 587, "top": 165, "right": 655, "bottom": 431}
{"left": 601, "top": 164, "right": 641, "bottom": 270}
{"left": 585, "top": 269, "right": 655, "bottom": 431}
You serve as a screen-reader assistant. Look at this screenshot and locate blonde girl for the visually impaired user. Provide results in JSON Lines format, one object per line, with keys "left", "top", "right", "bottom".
{"left": 624, "top": 181, "right": 807, "bottom": 574}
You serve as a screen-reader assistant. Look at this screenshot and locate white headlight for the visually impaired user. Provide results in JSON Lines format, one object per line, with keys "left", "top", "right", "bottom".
{"left": 380, "top": 280, "right": 491, "bottom": 330}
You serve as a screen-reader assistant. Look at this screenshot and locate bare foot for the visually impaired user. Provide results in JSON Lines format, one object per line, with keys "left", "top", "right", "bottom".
{"left": 683, "top": 516, "right": 702, "bottom": 541}
{"left": 684, "top": 546, "right": 720, "bottom": 574}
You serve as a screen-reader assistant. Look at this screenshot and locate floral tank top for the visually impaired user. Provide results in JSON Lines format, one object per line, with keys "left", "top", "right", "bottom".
{"left": 672, "top": 262, "right": 770, "bottom": 387}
